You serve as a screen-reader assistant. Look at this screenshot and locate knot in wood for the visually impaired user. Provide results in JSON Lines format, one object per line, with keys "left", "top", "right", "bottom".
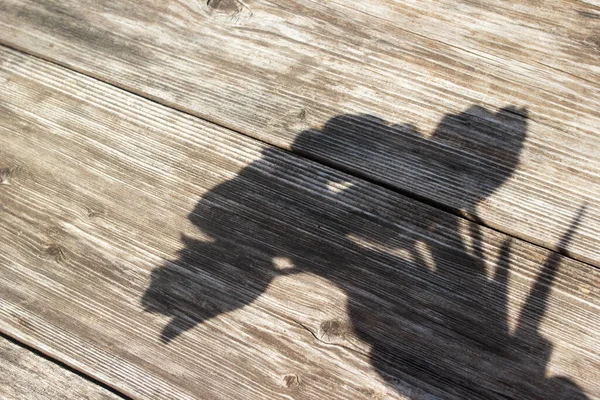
{"left": 207, "top": 0, "right": 239, "bottom": 12}
{"left": 204, "top": 0, "right": 252, "bottom": 23}
{"left": 45, "top": 244, "right": 67, "bottom": 262}
{"left": 283, "top": 374, "right": 300, "bottom": 388}
{"left": 319, "top": 319, "right": 348, "bottom": 341}
{"left": 0, "top": 166, "right": 20, "bottom": 185}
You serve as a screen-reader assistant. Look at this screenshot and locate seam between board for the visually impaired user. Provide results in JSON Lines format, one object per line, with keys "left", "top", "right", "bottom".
{"left": 0, "top": 41, "right": 596, "bottom": 271}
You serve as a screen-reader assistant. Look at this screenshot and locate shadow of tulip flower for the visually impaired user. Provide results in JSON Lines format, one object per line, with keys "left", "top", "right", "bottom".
{"left": 142, "top": 105, "right": 589, "bottom": 399}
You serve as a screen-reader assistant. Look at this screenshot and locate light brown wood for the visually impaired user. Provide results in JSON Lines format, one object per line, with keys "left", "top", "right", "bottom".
{"left": 1, "top": 46, "right": 599, "bottom": 400}
{"left": 0, "top": 0, "right": 598, "bottom": 265}
{"left": 0, "top": 336, "right": 122, "bottom": 400}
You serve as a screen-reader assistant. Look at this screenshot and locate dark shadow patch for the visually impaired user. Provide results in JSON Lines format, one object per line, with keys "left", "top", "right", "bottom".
{"left": 142, "top": 106, "right": 589, "bottom": 399}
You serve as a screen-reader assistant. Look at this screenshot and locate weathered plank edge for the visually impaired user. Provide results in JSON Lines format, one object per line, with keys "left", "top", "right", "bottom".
{"left": 0, "top": 332, "right": 129, "bottom": 400}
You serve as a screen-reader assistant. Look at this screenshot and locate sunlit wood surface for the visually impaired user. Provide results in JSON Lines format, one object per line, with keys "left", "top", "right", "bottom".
{"left": 0, "top": 1, "right": 599, "bottom": 399}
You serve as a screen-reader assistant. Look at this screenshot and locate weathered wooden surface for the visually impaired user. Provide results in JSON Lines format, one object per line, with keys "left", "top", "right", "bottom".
{"left": 1, "top": 47, "right": 599, "bottom": 399}
{"left": 0, "top": 335, "right": 123, "bottom": 399}
{"left": 0, "top": 0, "right": 599, "bottom": 265}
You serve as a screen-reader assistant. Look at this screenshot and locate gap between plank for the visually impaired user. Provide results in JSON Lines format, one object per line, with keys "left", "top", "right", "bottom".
{"left": 0, "top": 331, "right": 134, "bottom": 400}
{"left": 0, "top": 42, "right": 596, "bottom": 272}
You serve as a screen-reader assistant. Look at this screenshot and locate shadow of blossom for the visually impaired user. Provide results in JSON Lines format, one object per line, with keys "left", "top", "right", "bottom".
{"left": 142, "top": 105, "right": 589, "bottom": 399}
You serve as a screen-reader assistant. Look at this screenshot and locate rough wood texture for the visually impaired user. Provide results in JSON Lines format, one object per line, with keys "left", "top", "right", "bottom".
{"left": 0, "top": 336, "right": 122, "bottom": 400}
{"left": 0, "top": 0, "right": 599, "bottom": 265}
{"left": 1, "top": 47, "right": 599, "bottom": 400}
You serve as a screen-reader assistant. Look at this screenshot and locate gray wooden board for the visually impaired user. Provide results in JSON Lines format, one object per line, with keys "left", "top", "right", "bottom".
{"left": 1, "top": 47, "right": 600, "bottom": 399}
{"left": 0, "top": 0, "right": 599, "bottom": 266}
{"left": 0, "top": 336, "right": 123, "bottom": 400}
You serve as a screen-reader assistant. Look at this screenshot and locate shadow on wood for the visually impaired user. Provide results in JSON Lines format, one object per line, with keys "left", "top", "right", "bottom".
{"left": 141, "top": 105, "right": 588, "bottom": 399}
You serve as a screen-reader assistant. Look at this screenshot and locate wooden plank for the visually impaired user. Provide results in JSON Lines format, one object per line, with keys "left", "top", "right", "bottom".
{"left": 0, "top": 0, "right": 599, "bottom": 266}
{"left": 1, "top": 47, "right": 599, "bottom": 399}
{"left": 0, "top": 336, "right": 123, "bottom": 400}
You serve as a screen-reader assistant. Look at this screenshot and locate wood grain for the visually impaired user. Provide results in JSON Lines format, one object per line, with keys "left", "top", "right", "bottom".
{"left": 0, "top": 336, "right": 123, "bottom": 400}
{"left": 0, "top": 0, "right": 598, "bottom": 265}
{"left": 1, "top": 46, "right": 599, "bottom": 399}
